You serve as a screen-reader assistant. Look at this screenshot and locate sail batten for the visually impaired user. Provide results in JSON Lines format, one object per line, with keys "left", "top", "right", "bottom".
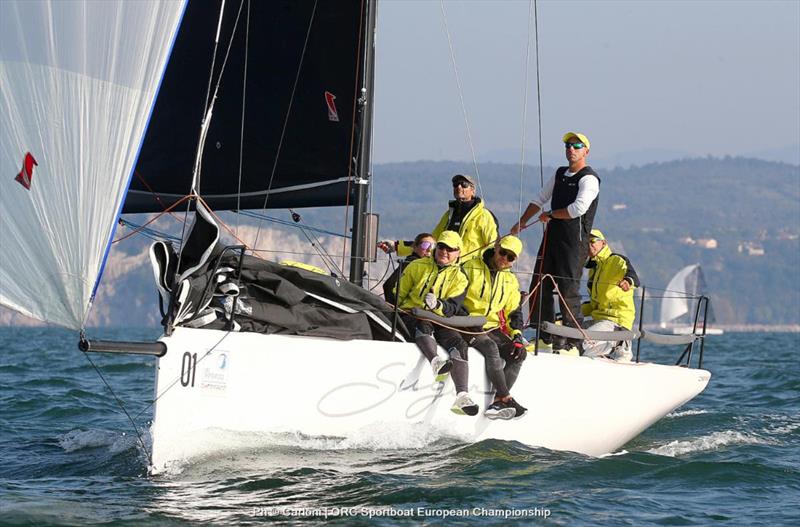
{"left": 0, "top": 0, "right": 187, "bottom": 328}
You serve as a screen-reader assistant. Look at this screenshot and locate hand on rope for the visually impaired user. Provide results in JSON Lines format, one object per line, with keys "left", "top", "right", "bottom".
{"left": 510, "top": 333, "right": 527, "bottom": 360}
{"left": 510, "top": 217, "right": 541, "bottom": 236}
{"left": 378, "top": 240, "right": 397, "bottom": 254}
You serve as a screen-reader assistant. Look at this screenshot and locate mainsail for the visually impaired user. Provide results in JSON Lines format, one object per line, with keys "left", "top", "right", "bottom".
{"left": 124, "top": 0, "right": 369, "bottom": 213}
{"left": 0, "top": 0, "right": 186, "bottom": 329}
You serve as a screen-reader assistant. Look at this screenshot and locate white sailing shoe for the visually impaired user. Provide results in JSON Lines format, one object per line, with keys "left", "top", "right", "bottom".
{"left": 451, "top": 391, "right": 479, "bottom": 416}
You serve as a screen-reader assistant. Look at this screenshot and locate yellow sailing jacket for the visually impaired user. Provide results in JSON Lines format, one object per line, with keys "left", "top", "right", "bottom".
{"left": 461, "top": 250, "right": 523, "bottom": 335}
{"left": 581, "top": 245, "right": 638, "bottom": 329}
{"left": 398, "top": 199, "right": 498, "bottom": 262}
{"left": 396, "top": 257, "right": 467, "bottom": 317}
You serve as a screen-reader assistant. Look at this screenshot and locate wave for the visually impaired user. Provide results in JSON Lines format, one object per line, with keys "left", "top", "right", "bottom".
{"left": 58, "top": 428, "right": 144, "bottom": 455}
{"left": 156, "top": 423, "right": 465, "bottom": 476}
{"left": 666, "top": 409, "right": 709, "bottom": 418}
{"left": 647, "top": 430, "right": 772, "bottom": 457}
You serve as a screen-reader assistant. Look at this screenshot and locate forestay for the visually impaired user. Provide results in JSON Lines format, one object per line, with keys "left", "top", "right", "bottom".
{"left": 0, "top": 0, "right": 186, "bottom": 328}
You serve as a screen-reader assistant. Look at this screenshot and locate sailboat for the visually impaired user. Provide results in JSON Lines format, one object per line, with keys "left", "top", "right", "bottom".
{"left": 659, "top": 264, "right": 723, "bottom": 335}
{"left": 1, "top": 0, "right": 711, "bottom": 473}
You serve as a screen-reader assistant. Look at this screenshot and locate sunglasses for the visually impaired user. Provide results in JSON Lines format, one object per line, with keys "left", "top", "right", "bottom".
{"left": 565, "top": 142, "right": 586, "bottom": 150}
{"left": 498, "top": 248, "right": 517, "bottom": 262}
{"left": 453, "top": 181, "right": 473, "bottom": 189}
{"left": 417, "top": 240, "right": 434, "bottom": 251}
{"left": 436, "top": 243, "right": 459, "bottom": 252}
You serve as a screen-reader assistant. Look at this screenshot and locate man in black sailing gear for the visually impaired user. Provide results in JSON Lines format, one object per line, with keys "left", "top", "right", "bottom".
{"left": 379, "top": 174, "right": 499, "bottom": 263}
{"left": 511, "top": 132, "right": 600, "bottom": 355}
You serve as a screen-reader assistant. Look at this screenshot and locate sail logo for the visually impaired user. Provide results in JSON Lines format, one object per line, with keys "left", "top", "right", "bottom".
{"left": 14, "top": 152, "right": 37, "bottom": 190}
{"left": 325, "top": 91, "right": 339, "bottom": 122}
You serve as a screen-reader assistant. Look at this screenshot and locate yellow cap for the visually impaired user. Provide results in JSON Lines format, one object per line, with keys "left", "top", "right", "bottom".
{"left": 589, "top": 229, "right": 605, "bottom": 241}
{"left": 563, "top": 131, "right": 590, "bottom": 149}
{"left": 498, "top": 235, "right": 523, "bottom": 256}
{"left": 436, "top": 230, "right": 463, "bottom": 250}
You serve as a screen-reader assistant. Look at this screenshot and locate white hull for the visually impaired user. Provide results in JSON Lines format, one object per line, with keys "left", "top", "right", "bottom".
{"left": 150, "top": 328, "right": 711, "bottom": 473}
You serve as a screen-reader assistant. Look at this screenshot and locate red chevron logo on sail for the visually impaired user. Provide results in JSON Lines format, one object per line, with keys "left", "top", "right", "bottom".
{"left": 325, "top": 91, "right": 339, "bottom": 122}
{"left": 14, "top": 152, "right": 37, "bottom": 190}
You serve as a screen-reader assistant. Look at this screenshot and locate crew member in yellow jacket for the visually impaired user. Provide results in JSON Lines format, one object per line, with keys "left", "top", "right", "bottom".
{"left": 395, "top": 230, "right": 477, "bottom": 415}
{"left": 438, "top": 235, "right": 528, "bottom": 420}
{"left": 379, "top": 174, "right": 499, "bottom": 263}
{"left": 581, "top": 229, "right": 640, "bottom": 361}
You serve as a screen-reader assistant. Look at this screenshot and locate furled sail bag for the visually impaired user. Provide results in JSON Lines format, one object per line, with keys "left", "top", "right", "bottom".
{"left": 150, "top": 203, "right": 410, "bottom": 341}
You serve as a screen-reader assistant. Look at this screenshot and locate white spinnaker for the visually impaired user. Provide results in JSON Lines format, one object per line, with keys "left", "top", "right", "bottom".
{"left": 0, "top": 0, "right": 186, "bottom": 329}
{"left": 660, "top": 264, "right": 699, "bottom": 325}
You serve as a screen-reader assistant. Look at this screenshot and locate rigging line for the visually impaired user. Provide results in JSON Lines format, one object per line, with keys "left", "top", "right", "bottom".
{"left": 175, "top": 0, "right": 245, "bottom": 289}
{"left": 533, "top": 0, "right": 544, "bottom": 188}
{"left": 440, "top": 0, "right": 482, "bottom": 196}
{"left": 117, "top": 219, "right": 181, "bottom": 244}
{"left": 296, "top": 224, "right": 343, "bottom": 277}
{"left": 236, "top": 0, "right": 251, "bottom": 236}
{"left": 193, "top": 0, "right": 247, "bottom": 193}
{"left": 365, "top": 3, "right": 379, "bottom": 286}
{"left": 341, "top": 0, "right": 368, "bottom": 274}
{"left": 252, "top": 0, "right": 319, "bottom": 250}
{"left": 112, "top": 195, "right": 191, "bottom": 244}
{"left": 133, "top": 171, "right": 183, "bottom": 220}
{"left": 196, "top": 196, "right": 253, "bottom": 250}
{"left": 201, "top": 0, "right": 226, "bottom": 122}
{"left": 368, "top": 259, "right": 393, "bottom": 293}
{"left": 80, "top": 349, "right": 151, "bottom": 461}
{"left": 290, "top": 209, "right": 344, "bottom": 275}
{"left": 237, "top": 210, "right": 350, "bottom": 238}
{"left": 517, "top": 0, "right": 534, "bottom": 222}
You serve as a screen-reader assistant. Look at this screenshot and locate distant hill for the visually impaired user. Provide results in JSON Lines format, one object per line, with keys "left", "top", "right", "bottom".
{"left": 2, "top": 157, "right": 798, "bottom": 327}
{"left": 365, "top": 157, "right": 799, "bottom": 325}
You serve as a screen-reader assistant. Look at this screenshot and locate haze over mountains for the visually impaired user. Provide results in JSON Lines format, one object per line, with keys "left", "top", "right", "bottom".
{"left": 1, "top": 156, "right": 798, "bottom": 328}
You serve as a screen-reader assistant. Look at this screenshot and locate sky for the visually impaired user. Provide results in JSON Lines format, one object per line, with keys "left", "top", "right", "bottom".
{"left": 371, "top": 0, "right": 800, "bottom": 167}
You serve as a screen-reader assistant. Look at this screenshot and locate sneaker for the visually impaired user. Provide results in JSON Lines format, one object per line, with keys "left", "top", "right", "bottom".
{"left": 451, "top": 391, "right": 479, "bottom": 416}
{"left": 484, "top": 399, "right": 516, "bottom": 420}
{"left": 507, "top": 397, "right": 528, "bottom": 419}
{"left": 431, "top": 356, "right": 452, "bottom": 383}
{"left": 553, "top": 346, "right": 580, "bottom": 357}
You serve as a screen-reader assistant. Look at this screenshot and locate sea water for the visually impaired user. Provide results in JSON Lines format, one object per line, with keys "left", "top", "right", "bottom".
{"left": 1, "top": 327, "right": 798, "bottom": 526}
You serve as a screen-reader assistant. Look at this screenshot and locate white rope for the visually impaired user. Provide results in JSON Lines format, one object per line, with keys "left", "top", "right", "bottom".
{"left": 191, "top": 0, "right": 246, "bottom": 193}
{"left": 236, "top": 0, "right": 251, "bottom": 236}
{"left": 517, "top": 0, "right": 535, "bottom": 222}
{"left": 533, "top": 0, "right": 545, "bottom": 188}
{"left": 439, "top": 0, "right": 482, "bottom": 197}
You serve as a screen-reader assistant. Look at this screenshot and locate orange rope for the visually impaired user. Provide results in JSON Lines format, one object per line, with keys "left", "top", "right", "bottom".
{"left": 112, "top": 194, "right": 191, "bottom": 244}
{"left": 539, "top": 273, "right": 595, "bottom": 346}
{"left": 195, "top": 195, "right": 254, "bottom": 251}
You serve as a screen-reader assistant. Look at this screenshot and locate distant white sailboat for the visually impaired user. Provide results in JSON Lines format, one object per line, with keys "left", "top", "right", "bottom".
{"left": 659, "top": 264, "right": 723, "bottom": 335}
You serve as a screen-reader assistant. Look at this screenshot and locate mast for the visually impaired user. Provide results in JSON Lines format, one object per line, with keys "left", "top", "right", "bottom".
{"left": 349, "top": 0, "right": 378, "bottom": 286}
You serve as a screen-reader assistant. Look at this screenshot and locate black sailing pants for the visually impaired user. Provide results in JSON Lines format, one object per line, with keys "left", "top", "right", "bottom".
{"left": 528, "top": 231, "right": 589, "bottom": 350}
